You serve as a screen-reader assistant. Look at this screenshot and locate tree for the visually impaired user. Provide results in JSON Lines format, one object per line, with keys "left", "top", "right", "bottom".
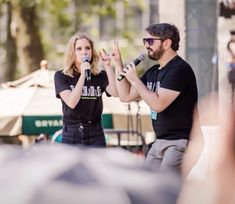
{"left": 0, "top": 0, "right": 145, "bottom": 81}
{"left": 10, "top": 0, "right": 44, "bottom": 76}
{"left": 5, "top": 1, "right": 17, "bottom": 81}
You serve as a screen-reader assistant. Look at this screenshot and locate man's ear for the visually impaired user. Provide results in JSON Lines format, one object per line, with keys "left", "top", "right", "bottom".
{"left": 163, "top": 39, "right": 172, "bottom": 50}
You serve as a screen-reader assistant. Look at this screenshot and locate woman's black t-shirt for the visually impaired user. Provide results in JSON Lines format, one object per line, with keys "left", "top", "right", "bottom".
{"left": 54, "top": 70, "right": 109, "bottom": 125}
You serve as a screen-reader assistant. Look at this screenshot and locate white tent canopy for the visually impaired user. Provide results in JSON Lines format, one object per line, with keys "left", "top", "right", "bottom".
{"left": 0, "top": 68, "right": 152, "bottom": 136}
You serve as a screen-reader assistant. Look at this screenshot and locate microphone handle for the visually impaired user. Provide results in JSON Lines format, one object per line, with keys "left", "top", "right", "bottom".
{"left": 117, "top": 58, "right": 141, "bottom": 81}
{"left": 133, "top": 58, "right": 142, "bottom": 66}
{"left": 85, "top": 70, "right": 91, "bottom": 81}
{"left": 117, "top": 74, "right": 125, "bottom": 81}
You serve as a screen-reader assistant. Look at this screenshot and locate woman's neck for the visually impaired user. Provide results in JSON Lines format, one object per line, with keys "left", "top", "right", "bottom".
{"left": 74, "top": 62, "right": 81, "bottom": 73}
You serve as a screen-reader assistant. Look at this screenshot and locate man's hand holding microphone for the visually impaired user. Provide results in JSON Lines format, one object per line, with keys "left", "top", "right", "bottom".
{"left": 117, "top": 54, "right": 145, "bottom": 82}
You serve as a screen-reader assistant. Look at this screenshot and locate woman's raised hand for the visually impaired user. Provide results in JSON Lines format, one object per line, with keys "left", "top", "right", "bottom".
{"left": 99, "top": 48, "right": 111, "bottom": 67}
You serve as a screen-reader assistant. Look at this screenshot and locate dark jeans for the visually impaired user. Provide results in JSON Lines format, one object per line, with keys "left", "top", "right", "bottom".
{"left": 62, "top": 122, "right": 106, "bottom": 147}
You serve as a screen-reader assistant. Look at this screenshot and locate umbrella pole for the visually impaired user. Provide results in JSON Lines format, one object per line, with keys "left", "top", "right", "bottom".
{"left": 135, "top": 101, "right": 143, "bottom": 154}
{"left": 127, "top": 103, "right": 134, "bottom": 150}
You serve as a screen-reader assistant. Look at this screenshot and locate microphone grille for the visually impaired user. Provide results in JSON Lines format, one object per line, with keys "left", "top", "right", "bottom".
{"left": 139, "top": 54, "right": 145, "bottom": 61}
{"left": 81, "top": 55, "right": 90, "bottom": 62}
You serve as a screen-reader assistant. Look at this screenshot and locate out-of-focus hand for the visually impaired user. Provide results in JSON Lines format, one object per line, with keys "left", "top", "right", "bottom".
{"left": 179, "top": 93, "right": 235, "bottom": 204}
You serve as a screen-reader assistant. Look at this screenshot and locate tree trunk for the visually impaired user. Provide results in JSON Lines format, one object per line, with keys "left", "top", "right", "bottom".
{"left": 6, "top": 2, "right": 17, "bottom": 81}
{"left": 11, "top": 1, "right": 44, "bottom": 76}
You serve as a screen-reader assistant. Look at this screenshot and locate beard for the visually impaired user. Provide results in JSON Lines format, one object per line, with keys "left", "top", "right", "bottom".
{"left": 147, "top": 44, "right": 164, "bottom": 61}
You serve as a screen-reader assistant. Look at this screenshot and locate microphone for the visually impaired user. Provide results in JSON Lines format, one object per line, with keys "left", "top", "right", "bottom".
{"left": 81, "top": 55, "right": 91, "bottom": 81}
{"left": 117, "top": 54, "right": 145, "bottom": 81}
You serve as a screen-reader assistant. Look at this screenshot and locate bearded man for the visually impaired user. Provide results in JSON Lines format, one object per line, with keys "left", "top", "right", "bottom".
{"left": 114, "top": 23, "right": 198, "bottom": 174}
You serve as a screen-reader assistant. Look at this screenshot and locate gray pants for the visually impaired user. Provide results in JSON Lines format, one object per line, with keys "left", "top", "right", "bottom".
{"left": 144, "top": 139, "right": 188, "bottom": 173}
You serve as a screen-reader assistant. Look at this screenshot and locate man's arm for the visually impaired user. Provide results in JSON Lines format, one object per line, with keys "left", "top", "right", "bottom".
{"left": 115, "top": 64, "right": 140, "bottom": 102}
{"left": 112, "top": 41, "right": 140, "bottom": 102}
{"left": 124, "top": 64, "right": 180, "bottom": 112}
{"left": 132, "top": 79, "right": 179, "bottom": 112}
{"left": 112, "top": 40, "right": 179, "bottom": 109}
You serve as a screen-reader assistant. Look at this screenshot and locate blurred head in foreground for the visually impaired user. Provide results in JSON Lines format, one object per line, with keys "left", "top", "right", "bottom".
{"left": 0, "top": 145, "right": 181, "bottom": 204}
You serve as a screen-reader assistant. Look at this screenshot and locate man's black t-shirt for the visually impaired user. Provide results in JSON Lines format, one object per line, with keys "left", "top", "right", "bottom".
{"left": 141, "top": 56, "right": 198, "bottom": 140}
{"left": 54, "top": 70, "right": 109, "bottom": 125}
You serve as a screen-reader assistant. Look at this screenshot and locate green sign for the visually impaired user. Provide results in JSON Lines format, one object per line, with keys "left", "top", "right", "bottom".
{"left": 22, "top": 114, "right": 113, "bottom": 136}
{"left": 102, "top": 114, "right": 113, "bottom": 129}
{"left": 23, "top": 116, "right": 63, "bottom": 135}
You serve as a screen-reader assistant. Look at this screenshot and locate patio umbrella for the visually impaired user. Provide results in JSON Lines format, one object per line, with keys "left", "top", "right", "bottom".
{"left": 0, "top": 68, "right": 62, "bottom": 136}
{"left": 0, "top": 66, "right": 152, "bottom": 137}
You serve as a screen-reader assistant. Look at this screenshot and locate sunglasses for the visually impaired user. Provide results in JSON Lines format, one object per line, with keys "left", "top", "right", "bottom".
{"left": 143, "top": 38, "right": 162, "bottom": 46}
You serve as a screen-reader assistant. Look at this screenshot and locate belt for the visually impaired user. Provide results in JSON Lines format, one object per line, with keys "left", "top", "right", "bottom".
{"left": 65, "top": 121, "right": 101, "bottom": 127}
{"left": 82, "top": 120, "right": 101, "bottom": 125}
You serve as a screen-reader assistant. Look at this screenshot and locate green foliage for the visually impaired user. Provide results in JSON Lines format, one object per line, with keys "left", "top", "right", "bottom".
{"left": 37, "top": 0, "right": 70, "bottom": 29}
{"left": 122, "top": 31, "right": 136, "bottom": 42}
{"left": 0, "top": 0, "right": 7, "bottom": 4}
{"left": 98, "top": 5, "right": 116, "bottom": 17}
{"left": 18, "top": 0, "right": 36, "bottom": 8}
{"left": 0, "top": 0, "right": 148, "bottom": 75}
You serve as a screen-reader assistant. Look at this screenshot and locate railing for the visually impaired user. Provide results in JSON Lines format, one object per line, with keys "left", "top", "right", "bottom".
{"left": 104, "top": 129, "right": 148, "bottom": 157}
{"left": 51, "top": 128, "right": 149, "bottom": 157}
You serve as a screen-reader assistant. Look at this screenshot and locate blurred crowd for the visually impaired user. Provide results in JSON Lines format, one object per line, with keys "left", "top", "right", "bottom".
{"left": 1, "top": 93, "right": 235, "bottom": 204}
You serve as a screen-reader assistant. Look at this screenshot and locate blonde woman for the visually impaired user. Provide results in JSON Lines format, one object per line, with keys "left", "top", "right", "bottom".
{"left": 54, "top": 33, "right": 117, "bottom": 147}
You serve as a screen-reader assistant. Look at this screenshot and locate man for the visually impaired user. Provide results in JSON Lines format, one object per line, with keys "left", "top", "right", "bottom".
{"left": 114, "top": 23, "right": 198, "bottom": 173}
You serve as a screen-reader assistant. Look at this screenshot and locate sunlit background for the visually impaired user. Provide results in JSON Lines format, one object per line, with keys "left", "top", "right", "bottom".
{"left": 0, "top": 1, "right": 235, "bottom": 204}
{"left": 0, "top": 0, "right": 234, "bottom": 146}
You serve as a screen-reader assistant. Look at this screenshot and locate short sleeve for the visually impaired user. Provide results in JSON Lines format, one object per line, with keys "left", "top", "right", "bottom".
{"left": 101, "top": 71, "right": 109, "bottom": 90}
{"left": 160, "top": 66, "right": 190, "bottom": 92}
{"left": 140, "top": 64, "right": 160, "bottom": 86}
{"left": 54, "top": 70, "right": 70, "bottom": 98}
{"left": 100, "top": 71, "right": 110, "bottom": 96}
{"left": 140, "top": 72, "right": 147, "bottom": 85}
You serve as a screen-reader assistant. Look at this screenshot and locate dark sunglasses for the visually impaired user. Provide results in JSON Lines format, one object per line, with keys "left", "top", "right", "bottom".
{"left": 143, "top": 38, "right": 162, "bottom": 46}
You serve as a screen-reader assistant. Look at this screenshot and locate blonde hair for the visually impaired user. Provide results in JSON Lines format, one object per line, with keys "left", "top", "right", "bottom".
{"left": 62, "top": 33, "right": 100, "bottom": 77}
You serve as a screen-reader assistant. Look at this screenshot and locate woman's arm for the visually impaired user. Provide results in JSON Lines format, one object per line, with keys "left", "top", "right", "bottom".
{"left": 99, "top": 48, "right": 118, "bottom": 97}
{"left": 59, "top": 63, "right": 89, "bottom": 109}
{"left": 105, "top": 65, "right": 118, "bottom": 97}
{"left": 112, "top": 40, "right": 140, "bottom": 102}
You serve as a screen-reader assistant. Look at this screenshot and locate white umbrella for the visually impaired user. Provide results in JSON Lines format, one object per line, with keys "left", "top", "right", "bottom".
{"left": 0, "top": 66, "right": 153, "bottom": 140}
{"left": 0, "top": 68, "right": 62, "bottom": 136}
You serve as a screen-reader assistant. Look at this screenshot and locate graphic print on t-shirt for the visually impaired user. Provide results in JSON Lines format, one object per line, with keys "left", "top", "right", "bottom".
{"left": 81, "top": 85, "right": 102, "bottom": 99}
{"left": 147, "top": 81, "right": 157, "bottom": 91}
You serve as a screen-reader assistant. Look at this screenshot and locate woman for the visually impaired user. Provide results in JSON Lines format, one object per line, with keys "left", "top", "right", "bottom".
{"left": 54, "top": 33, "right": 118, "bottom": 147}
